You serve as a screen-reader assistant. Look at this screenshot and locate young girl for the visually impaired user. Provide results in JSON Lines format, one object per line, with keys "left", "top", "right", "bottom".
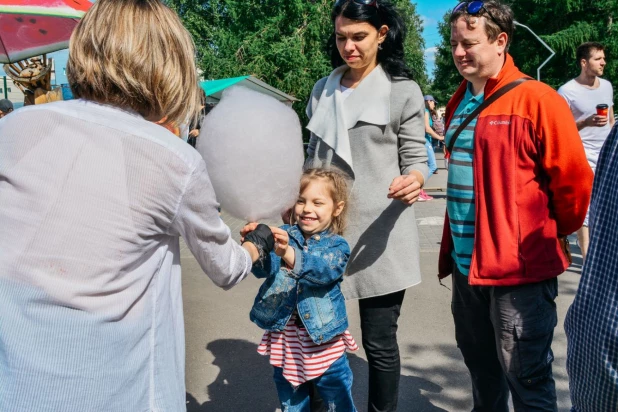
{"left": 241, "top": 168, "right": 358, "bottom": 411}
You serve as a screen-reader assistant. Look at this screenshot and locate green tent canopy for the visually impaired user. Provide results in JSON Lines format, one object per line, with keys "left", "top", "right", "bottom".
{"left": 200, "top": 75, "right": 298, "bottom": 106}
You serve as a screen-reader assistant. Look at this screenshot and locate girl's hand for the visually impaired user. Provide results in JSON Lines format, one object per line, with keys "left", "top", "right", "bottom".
{"left": 270, "top": 227, "right": 289, "bottom": 257}
{"left": 388, "top": 172, "right": 423, "bottom": 205}
{"left": 270, "top": 227, "right": 296, "bottom": 267}
{"left": 240, "top": 222, "right": 259, "bottom": 242}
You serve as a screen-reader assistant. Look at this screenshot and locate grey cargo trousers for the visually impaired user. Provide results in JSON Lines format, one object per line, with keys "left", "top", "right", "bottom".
{"left": 451, "top": 267, "right": 558, "bottom": 412}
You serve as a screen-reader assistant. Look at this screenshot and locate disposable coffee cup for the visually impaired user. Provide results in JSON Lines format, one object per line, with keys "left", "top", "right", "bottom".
{"left": 596, "top": 104, "right": 609, "bottom": 117}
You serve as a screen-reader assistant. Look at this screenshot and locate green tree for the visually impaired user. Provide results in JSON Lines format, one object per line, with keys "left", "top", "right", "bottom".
{"left": 430, "top": 0, "right": 618, "bottom": 104}
{"left": 166, "top": 0, "right": 428, "bottom": 133}
{"left": 427, "top": 12, "right": 460, "bottom": 104}
{"left": 394, "top": 0, "right": 429, "bottom": 91}
{"left": 167, "top": 0, "right": 333, "bottom": 126}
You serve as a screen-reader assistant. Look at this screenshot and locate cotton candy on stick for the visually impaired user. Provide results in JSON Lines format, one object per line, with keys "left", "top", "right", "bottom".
{"left": 196, "top": 86, "right": 304, "bottom": 221}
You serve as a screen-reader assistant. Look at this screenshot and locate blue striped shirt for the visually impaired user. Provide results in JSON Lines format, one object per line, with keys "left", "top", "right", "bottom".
{"left": 446, "top": 85, "right": 484, "bottom": 275}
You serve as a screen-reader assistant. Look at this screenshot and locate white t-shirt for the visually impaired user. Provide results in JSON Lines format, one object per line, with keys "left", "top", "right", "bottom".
{"left": 558, "top": 78, "right": 614, "bottom": 170}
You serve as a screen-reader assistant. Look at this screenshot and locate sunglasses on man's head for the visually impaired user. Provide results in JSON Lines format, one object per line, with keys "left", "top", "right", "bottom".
{"left": 452, "top": 1, "right": 503, "bottom": 33}
{"left": 335, "top": 0, "right": 378, "bottom": 9}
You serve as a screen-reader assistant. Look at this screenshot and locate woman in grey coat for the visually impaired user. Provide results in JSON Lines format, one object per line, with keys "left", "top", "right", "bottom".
{"left": 305, "top": 0, "right": 428, "bottom": 410}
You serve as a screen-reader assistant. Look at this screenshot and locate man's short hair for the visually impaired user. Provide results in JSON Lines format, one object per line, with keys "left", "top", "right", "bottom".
{"left": 576, "top": 42, "right": 605, "bottom": 64}
{"left": 450, "top": 1, "right": 514, "bottom": 51}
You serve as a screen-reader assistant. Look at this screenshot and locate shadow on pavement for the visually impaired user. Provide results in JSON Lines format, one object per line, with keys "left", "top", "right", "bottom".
{"left": 347, "top": 352, "right": 448, "bottom": 412}
{"left": 187, "top": 339, "right": 451, "bottom": 411}
{"left": 186, "top": 339, "right": 279, "bottom": 412}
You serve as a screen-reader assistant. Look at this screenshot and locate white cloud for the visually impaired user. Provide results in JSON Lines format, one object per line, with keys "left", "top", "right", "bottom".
{"left": 420, "top": 15, "right": 438, "bottom": 29}
{"left": 424, "top": 47, "right": 438, "bottom": 78}
{"left": 424, "top": 47, "right": 438, "bottom": 64}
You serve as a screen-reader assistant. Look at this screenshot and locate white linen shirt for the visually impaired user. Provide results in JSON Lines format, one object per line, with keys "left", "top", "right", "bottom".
{"left": 0, "top": 100, "right": 251, "bottom": 411}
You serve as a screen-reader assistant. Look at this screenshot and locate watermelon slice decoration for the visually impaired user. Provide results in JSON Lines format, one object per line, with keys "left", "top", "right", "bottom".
{"left": 0, "top": 0, "right": 93, "bottom": 63}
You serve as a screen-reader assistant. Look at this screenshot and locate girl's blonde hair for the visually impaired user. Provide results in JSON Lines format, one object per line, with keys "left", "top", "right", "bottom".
{"left": 66, "top": 0, "right": 202, "bottom": 126}
{"left": 296, "top": 168, "right": 350, "bottom": 235}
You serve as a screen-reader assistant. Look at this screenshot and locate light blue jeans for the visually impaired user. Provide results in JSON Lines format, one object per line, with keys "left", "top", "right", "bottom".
{"left": 425, "top": 141, "right": 438, "bottom": 181}
{"left": 273, "top": 354, "right": 357, "bottom": 412}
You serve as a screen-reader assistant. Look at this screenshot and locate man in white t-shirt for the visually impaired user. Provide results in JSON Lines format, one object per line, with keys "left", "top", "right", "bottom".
{"left": 558, "top": 41, "right": 614, "bottom": 261}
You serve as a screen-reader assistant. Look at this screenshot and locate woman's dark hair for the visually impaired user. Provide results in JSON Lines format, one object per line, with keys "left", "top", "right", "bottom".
{"left": 327, "top": 0, "right": 413, "bottom": 79}
{"left": 424, "top": 100, "right": 437, "bottom": 118}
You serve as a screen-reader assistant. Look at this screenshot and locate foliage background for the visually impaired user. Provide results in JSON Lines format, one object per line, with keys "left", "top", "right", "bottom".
{"left": 166, "top": 0, "right": 428, "bottom": 135}
{"left": 429, "top": 0, "right": 618, "bottom": 105}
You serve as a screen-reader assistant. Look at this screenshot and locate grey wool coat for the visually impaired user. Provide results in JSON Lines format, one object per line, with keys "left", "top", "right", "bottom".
{"left": 306, "top": 64, "right": 429, "bottom": 300}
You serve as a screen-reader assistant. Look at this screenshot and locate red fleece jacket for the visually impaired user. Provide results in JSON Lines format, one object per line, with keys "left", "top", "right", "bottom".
{"left": 438, "top": 55, "right": 593, "bottom": 286}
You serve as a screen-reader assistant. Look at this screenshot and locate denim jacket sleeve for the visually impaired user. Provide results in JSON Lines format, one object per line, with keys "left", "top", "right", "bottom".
{"left": 251, "top": 251, "right": 282, "bottom": 279}
{"left": 294, "top": 236, "right": 350, "bottom": 286}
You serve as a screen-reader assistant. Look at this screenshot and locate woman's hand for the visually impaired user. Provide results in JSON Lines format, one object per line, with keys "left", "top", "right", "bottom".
{"left": 241, "top": 223, "right": 275, "bottom": 263}
{"left": 388, "top": 171, "right": 424, "bottom": 205}
{"left": 240, "top": 222, "right": 259, "bottom": 242}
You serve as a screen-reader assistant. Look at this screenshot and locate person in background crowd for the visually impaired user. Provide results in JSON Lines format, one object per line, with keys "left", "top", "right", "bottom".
{"left": 305, "top": 0, "right": 428, "bottom": 409}
{"left": 420, "top": 94, "right": 444, "bottom": 201}
{"left": 441, "top": 1, "right": 593, "bottom": 410}
{"left": 0, "top": 1, "right": 265, "bottom": 411}
{"left": 188, "top": 92, "right": 210, "bottom": 148}
{"left": 558, "top": 41, "right": 614, "bottom": 262}
{"left": 0, "top": 99, "right": 14, "bottom": 118}
{"left": 565, "top": 122, "right": 618, "bottom": 411}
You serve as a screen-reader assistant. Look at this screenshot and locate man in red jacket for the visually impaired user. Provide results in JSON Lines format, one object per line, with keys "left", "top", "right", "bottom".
{"left": 441, "top": 1, "right": 593, "bottom": 410}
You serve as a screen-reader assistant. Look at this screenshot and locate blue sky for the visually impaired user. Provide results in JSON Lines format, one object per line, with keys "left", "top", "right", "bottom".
{"left": 417, "top": 0, "right": 455, "bottom": 79}
{"left": 2, "top": 0, "right": 454, "bottom": 83}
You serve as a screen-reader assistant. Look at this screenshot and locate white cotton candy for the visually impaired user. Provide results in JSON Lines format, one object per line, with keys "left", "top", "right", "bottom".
{"left": 196, "top": 86, "right": 304, "bottom": 221}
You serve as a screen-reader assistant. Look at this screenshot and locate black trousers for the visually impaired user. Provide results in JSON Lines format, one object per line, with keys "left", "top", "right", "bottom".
{"left": 359, "top": 289, "right": 406, "bottom": 412}
{"left": 452, "top": 267, "right": 558, "bottom": 412}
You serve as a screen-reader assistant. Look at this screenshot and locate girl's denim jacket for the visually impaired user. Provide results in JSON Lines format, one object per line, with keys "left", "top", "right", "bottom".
{"left": 249, "top": 224, "right": 350, "bottom": 344}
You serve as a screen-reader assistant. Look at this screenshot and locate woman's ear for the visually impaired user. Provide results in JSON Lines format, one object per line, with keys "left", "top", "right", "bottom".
{"left": 378, "top": 25, "right": 389, "bottom": 44}
{"left": 333, "top": 201, "right": 345, "bottom": 217}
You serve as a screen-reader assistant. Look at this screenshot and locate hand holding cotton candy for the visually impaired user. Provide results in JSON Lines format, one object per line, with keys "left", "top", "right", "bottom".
{"left": 196, "top": 86, "right": 304, "bottom": 221}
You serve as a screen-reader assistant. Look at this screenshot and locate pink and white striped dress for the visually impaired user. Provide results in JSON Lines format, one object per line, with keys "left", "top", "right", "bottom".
{"left": 257, "top": 313, "right": 358, "bottom": 387}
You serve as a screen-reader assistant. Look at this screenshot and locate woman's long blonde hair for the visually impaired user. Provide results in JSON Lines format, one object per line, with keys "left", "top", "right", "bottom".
{"left": 67, "top": 0, "right": 202, "bottom": 126}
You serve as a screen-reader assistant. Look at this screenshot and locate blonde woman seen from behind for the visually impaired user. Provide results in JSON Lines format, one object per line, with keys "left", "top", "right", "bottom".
{"left": 0, "top": 1, "right": 263, "bottom": 411}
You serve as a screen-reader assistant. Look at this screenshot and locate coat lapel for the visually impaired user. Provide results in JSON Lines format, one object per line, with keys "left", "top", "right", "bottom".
{"left": 307, "top": 64, "right": 391, "bottom": 173}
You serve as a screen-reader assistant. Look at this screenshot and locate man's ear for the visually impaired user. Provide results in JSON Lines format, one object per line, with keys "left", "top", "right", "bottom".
{"left": 496, "top": 31, "right": 508, "bottom": 54}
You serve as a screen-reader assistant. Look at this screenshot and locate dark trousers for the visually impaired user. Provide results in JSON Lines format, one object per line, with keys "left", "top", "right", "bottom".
{"left": 359, "top": 290, "right": 406, "bottom": 412}
{"left": 452, "top": 267, "right": 558, "bottom": 412}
